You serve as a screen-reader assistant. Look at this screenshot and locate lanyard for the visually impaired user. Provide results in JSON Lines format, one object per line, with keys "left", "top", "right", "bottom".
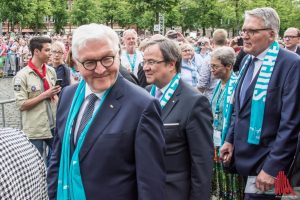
{"left": 126, "top": 52, "right": 137, "bottom": 73}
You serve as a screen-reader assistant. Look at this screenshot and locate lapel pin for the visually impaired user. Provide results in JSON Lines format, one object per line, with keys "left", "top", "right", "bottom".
{"left": 110, "top": 104, "right": 114, "bottom": 108}
{"left": 172, "top": 100, "right": 175, "bottom": 103}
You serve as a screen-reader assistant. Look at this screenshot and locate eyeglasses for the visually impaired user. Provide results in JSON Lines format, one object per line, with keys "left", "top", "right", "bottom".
{"left": 141, "top": 59, "right": 165, "bottom": 67}
{"left": 283, "top": 35, "right": 299, "bottom": 40}
{"left": 77, "top": 56, "right": 115, "bottom": 71}
{"left": 240, "top": 28, "right": 272, "bottom": 36}
{"left": 210, "top": 64, "right": 224, "bottom": 70}
{"left": 51, "top": 50, "right": 64, "bottom": 55}
{"left": 182, "top": 49, "right": 192, "bottom": 53}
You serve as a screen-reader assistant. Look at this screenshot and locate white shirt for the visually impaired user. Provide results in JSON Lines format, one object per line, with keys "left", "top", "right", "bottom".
{"left": 120, "top": 50, "right": 143, "bottom": 77}
{"left": 73, "top": 83, "right": 105, "bottom": 142}
{"left": 251, "top": 48, "right": 269, "bottom": 81}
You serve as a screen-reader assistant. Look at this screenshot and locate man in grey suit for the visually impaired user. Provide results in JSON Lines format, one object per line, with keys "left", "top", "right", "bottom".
{"left": 143, "top": 38, "right": 214, "bottom": 200}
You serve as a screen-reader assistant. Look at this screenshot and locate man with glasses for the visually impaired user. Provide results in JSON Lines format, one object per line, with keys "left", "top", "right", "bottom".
{"left": 283, "top": 27, "right": 300, "bottom": 55}
{"left": 47, "top": 24, "right": 165, "bottom": 200}
{"left": 143, "top": 38, "right": 213, "bottom": 200}
{"left": 13, "top": 36, "right": 61, "bottom": 161}
{"left": 220, "top": 7, "right": 300, "bottom": 200}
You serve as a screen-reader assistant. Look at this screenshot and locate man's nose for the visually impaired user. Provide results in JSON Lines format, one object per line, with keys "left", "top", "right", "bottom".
{"left": 94, "top": 61, "right": 106, "bottom": 74}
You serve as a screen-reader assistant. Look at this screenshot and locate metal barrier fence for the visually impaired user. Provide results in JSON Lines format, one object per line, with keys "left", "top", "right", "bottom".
{"left": 0, "top": 99, "right": 22, "bottom": 129}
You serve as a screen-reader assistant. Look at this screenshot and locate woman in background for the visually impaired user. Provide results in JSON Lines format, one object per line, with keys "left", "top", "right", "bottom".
{"left": 210, "top": 46, "right": 244, "bottom": 200}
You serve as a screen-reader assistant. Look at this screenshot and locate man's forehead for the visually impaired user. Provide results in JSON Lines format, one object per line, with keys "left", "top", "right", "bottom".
{"left": 144, "top": 44, "right": 162, "bottom": 57}
{"left": 284, "top": 29, "right": 298, "bottom": 36}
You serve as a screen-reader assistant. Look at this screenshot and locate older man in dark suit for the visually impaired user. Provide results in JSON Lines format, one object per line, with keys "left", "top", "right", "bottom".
{"left": 143, "top": 38, "right": 214, "bottom": 200}
{"left": 47, "top": 24, "right": 165, "bottom": 200}
{"left": 221, "top": 7, "right": 300, "bottom": 200}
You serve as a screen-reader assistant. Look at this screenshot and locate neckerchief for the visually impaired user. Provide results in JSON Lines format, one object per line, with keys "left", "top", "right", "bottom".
{"left": 28, "top": 59, "right": 50, "bottom": 91}
{"left": 126, "top": 52, "right": 137, "bottom": 73}
{"left": 220, "top": 72, "right": 238, "bottom": 146}
{"left": 211, "top": 80, "right": 227, "bottom": 129}
{"left": 150, "top": 73, "right": 181, "bottom": 108}
{"left": 57, "top": 79, "right": 111, "bottom": 200}
{"left": 226, "top": 41, "right": 279, "bottom": 145}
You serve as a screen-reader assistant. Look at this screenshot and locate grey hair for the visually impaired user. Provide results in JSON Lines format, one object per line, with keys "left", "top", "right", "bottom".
{"left": 245, "top": 7, "right": 280, "bottom": 34}
{"left": 144, "top": 38, "right": 182, "bottom": 73}
{"left": 180, "top": 43, "right": 194, "bottom": 52}
{"left": 72, "top": 23, "right": 120, "bottom": 59}
{"left": 210, "top": 47, "right": 236, "bottom": 66}
{"left": 51, "top": 41, "right": 65, "bottom": 53}
{"left": 123, "top": 29, "right": 137, "bottom": 38}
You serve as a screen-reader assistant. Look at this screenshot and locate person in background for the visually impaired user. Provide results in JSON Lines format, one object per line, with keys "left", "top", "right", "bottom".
{"left": 283, "top": 27, "right": 300, "bottom": 55}
{"left": 13, "top": 36, "right": 61, "bottom": 160}
{"left": 66, "top": 48, "right": 81, "bottom": 85}
{"left": 51, "top": 41, "right": 70, "bottom": 89}
{"left": 210, "top": 46, "right": 244, "bottom": 200}
{"left": 180, "top": 43, "right": 201, "bottom": 88}
{"left": 17, "top": 38, "right": 30, "bottom": 69}
{"left": 198, "top": 29, "right": 228, "bottom": 100}
{"left": 120, "top": 29, "right": 143, "bottom": 77}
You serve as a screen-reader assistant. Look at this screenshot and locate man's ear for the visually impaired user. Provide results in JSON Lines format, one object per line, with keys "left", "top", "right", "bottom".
{"left": 33, "top": 48, "right": 39, "bottom": 56}
{"left": 168, "top": 60, "right": 177, "bottom": 72}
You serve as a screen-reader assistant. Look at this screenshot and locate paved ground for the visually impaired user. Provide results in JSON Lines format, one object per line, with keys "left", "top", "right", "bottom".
{"left": 0, "top": 77, "right": 22, "bottom": 128}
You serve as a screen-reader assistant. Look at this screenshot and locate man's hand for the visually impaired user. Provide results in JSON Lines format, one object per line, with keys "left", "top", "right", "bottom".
{"left": 256, "top": 170, "right": 275, "bottom": 192}
{"left": 220, "top": 142, "right": 234, "bottom": 164}
{"left": 42, "top": 85, "right": 61, "bottom": 99}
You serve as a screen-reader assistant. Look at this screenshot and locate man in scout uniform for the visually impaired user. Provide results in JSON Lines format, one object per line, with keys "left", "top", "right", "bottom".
{"left": 13, "top": 36, "right": 61, "bottom": 159}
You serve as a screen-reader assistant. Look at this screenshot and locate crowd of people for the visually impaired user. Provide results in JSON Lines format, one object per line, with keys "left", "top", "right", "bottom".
{"left": 0, "top": 6, "right": 300, "bottom": 200}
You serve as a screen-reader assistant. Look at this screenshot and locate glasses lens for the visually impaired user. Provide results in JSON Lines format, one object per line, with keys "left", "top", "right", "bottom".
{"left": 101, "top": 57, "right": 114, "bottom": 67}
{"left": 83, "top": 61, "right": 96, "bottom": 70}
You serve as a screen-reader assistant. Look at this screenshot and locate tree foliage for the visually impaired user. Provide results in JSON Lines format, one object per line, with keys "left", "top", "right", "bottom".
{"left": 51, "top": 0, "right": 68, "bottom": 34}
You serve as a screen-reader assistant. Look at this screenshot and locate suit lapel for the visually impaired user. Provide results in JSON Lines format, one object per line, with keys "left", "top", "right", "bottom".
{"left": 239, "top": 72, "right": 260, "bottom": 112}
{"left": 236, "top": 56, "right": 252, "bottom": 111}
{"left": 79, "top": 77, "right": 123, "bottom": 161}
{"left": 161, "top": 81, "right": 182, "bottom": 121}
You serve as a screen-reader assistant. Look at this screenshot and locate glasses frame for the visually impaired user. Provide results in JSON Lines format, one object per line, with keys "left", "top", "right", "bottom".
{"left": 51, "top": 50, "right": 64, "bottom": 55}
{"left": 210, "top": 64, "right": 224, "bottom": 70}
{"left": 76, "top": 56, "right": 116, "bottom": 71}
{"left": 141, "top": 59, "right": 165, "bottom": 67}
{"left": 240, "top": 28, "right": 272, "bottom": 36}
{"left": 283, "top": 36, "right": 299, "bottom": 40}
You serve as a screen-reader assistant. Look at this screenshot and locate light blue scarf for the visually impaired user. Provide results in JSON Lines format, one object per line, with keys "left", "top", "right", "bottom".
{"left": 57, "top": 79, "right": 111, "bottom": 200}
{"left": 150, "top": 73, "right": 181, "bottom": 108}
{"left": 221, "top": 73, "right": 238, "bottom": 146}
{"left": 224, "top": 41, "right": 279, "bottom": 145}
{"left": 248, "top": 41, "right": 279, "bottom": 144}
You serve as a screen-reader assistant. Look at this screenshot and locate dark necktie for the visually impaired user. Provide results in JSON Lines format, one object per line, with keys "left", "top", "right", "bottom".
{"left": 239, "top": 58, "right": 257, "bottom": 105}
{"left": 75, "top": 93, "right": 98, "bottom": 144}
{"left": 155, "top": 89, "right": 163, "bottom": 100}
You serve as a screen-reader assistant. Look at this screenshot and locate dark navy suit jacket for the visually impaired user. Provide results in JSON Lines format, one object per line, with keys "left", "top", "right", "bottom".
{"left": 47, "top": 75, "right": 166, "bottom": 200}
{"left": 227, "top": 48, "right": 300, "bottom": 177}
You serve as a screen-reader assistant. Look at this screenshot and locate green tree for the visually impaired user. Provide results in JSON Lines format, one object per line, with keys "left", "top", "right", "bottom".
{"left": 71, "top": 0, "right": 97, "bottom": 26}
{"left": 0, "top": 0, "right": 33, "bottom": 32}
{"left": 51, "top": 0, "right": 68, "bottom": 34}
{"left": 28, "top": 0, "right": 52, "bottom": 33}
{"left": 97, "top": 0, "right": 133, "bottom": 28}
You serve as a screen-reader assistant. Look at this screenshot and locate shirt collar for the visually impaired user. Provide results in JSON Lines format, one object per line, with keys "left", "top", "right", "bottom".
{"left": 253, "top": 47, "right": 269, "bottom": 61}
{"left": 85, "top": 83, "right": 105, "bottom": 99}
